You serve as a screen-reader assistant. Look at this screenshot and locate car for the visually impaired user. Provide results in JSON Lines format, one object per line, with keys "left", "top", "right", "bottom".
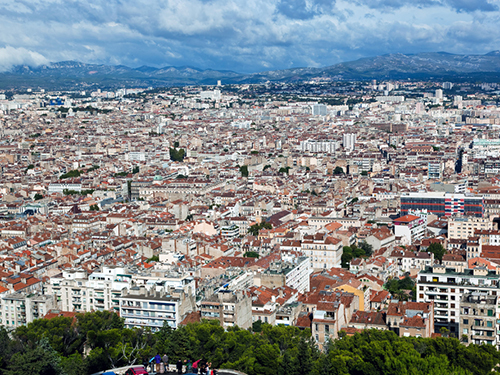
{"left": 124, "top": 366, "right": 149, "bottom": 375}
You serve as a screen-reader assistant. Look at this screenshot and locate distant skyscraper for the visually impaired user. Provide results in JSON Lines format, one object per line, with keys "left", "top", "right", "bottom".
{"left": 343, "top": 133, "right": 356, "bottom": 151}
{"left": 442, "top": 82, "right": 453, "bottom": 90}
{"left": 435, "top": 89, "right": 443, "bottom": 99}
{"left": 311, "top": 104, "right": 327, "bottom": 116}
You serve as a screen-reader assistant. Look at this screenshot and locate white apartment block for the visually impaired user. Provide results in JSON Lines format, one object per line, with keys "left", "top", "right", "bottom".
{"left": 417, "top": 264, "right": 500, "bottom": 335}
{"left": 48, "top": 182, "right": 82, "bottom": 194}
{"left": 43, "top": 267, "right": 132, "bottom": 313}
{"left": 0, "top": 293, "right": 57, "bottom": 329}
{"left": 119, "top": 284, "right": 196, "bottom": 331}
{"left": 300, "top": 139, "right": 336, "bottom": 154}
{"left": 301, "top": 234, "right": 343, "bottom": 270}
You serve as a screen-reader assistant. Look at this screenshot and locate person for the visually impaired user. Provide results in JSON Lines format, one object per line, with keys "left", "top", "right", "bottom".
{"left": 199, "top": 361, "right": 206, "bottom": 375}
{"left": 192, "top": 359, "right": 201, "bottom": 375}
{"left": 155, "top": 354, "right": 162, "bottom": 373}
{"left": 206, "top": 362, "right": 211, "bottom": 375}
{"left": 186, "top": 359, "right": 192, "bottom": 373}
{"left": 149, "top": 356, "right": 156, "bottom": 373}
{"left": 177, "top": 359, "right": 183, "bottom": 375}
{"left": 162, "top": 354, "right": 169, "bottom": 373}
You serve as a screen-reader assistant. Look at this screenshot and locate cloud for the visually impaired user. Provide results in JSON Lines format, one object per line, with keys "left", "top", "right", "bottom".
{"left": 0, "top": 46, "right": 48, "bottom": 72}
{"left": 0, "top": 0, "right": 498, "bottom": 72}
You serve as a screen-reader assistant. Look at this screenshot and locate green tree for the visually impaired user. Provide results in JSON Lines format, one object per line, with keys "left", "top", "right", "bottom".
{"left": 427, "top": 242, "right": 446, "bottom": 263}
{"left": 60, "top": 170, "right": 82, "bottom": 179}
{"left": 240, "top": 165, "right": 249, "bottom": 177}
{"left": 359, "top": 241, "right": 373, "bottom": 257}
{"left": 34, "top": 193, "right": 44, "bottom": 201}
{"left": 333, "top": 166, "right": 344, "bottom": 175}
{"left": 279, "top": 166, "right": 290, "bottom": 174}
{"left": 248, "top": 222, "right": 272, "bottom": 236}
{"left": 5, "top": 337, "right": 65, "bottom": 375}
{"left": 169, "top": 148, "right": 185, "bottom": 162}
{"left": 278, "top": 350, "right": 299, "bottom": 375}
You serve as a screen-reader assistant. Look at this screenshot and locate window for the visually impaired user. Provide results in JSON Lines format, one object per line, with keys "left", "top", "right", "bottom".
{"left": 488, "top": 310, "right": 494, "bottom": 317}
{"left": 463, "top": 319, "right": 469, "bottom": 325}
{"left": 463, "top": 328, "right": 468, "bottom": 334}
{"left": 487, "top": 321, "right": 493, "bottom": 328}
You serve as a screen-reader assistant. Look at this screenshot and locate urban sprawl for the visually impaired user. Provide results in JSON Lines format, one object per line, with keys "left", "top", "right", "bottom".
{"left": 2, "top": 79, "right": 500, "bottom": 348}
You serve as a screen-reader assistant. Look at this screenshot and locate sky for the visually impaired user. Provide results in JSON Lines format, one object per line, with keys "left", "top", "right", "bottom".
{"left": 0, "top": 0, "right": 499, "bottom": 73}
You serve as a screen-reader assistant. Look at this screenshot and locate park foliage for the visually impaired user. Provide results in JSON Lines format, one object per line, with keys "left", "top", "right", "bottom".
{"left": 2, "top": 312, "right": 500, "bottom": 375}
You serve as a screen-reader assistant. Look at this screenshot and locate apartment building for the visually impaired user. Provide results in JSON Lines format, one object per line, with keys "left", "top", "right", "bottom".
{"left": 448, "top": 216, "right": 493, "bottom": 240}
{"left": 119, "top": 285, "right": 195, "bottom": 331}
{"left": 401, "top": 192, "right": 484, "bottom": 218}
{"left": 460, "top": 293, "right": 499, "bottom": 347}
{"left": 386, "top": 301, "right": 434, "bottom": 338}
{"left": 417, "top": 264, "right": 500, "bottom": 334}
{"left": 43, "top": 267, "right": 132, "bottom": 313}
{"left": 0, "top": 292, "right": 57, "bottom": 329}
{"left": 301, "top": 233, "right": 343, "bottom": 270}
{"left": 199, "top": 289, "right": 252, "bottom": 329}
{"left": 393, "top": 214, "right": 425, "bottom": 245}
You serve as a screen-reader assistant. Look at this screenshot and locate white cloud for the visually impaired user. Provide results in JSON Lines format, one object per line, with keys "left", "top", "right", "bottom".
{"left": 0, "top": 46, "right": 48, "bottom": 72}
{"left": 0, "top": 0, "right": 498, "bottom": 71}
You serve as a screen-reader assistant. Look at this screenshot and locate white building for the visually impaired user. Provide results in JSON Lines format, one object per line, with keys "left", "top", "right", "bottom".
{"left": 394, "top": 214, "right": 425, "bottom": 245}
{"left": 119, "top": 285, "right": 193, "bottom": 331}
{"left": 301, "top": 234, "right": 343, "bottom": 270}
{"left": 343, "top": 133, "right": 356, "bottom": 151}
{"left": 0, "top": 293, "right": 57, "bottom": 329}
{"left": 311, "top": 104, "right": 327, "bottom": 116}
{"left": 300, "top": 139, "right": 336, "bottom": 154}
{"left": 48, "top": 182, "right": 82, "bottom": 194}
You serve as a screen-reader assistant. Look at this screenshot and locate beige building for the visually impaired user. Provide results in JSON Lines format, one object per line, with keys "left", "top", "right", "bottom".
{"left": 200, "top": 290, "right": 252, "bottom": 329}
{"left": 460, "top": 293, "right": 499, "bottom": 347}
{"left": 448, "top": 216, "right": 493, "bottom": 240}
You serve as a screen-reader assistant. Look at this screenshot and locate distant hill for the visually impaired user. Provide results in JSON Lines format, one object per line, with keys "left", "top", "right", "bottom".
{"left": 3, "top": 51, "right": 500, "bottom": 90}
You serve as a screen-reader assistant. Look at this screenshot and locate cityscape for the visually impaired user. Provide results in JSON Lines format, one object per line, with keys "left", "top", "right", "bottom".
{"left": 1, "top": 78, "right": 500, "bottom": 373}
{"left": 3, "top": 0, "right": 500, "bottom": 374}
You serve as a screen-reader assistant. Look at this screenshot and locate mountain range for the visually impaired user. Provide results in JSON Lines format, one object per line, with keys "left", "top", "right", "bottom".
{"left": 3, "top": 51, "right": 500, "bottom": 90}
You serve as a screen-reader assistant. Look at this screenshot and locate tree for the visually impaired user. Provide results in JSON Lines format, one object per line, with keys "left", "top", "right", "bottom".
{"left": 359, "top": 241, "right": 373, "bottom": 257}
{"left": 243, "top": 251, "right": 260, "bottom": 258}
{"left": 279, "top": 166, "right": 290, "bottom": 175}
{"left": 333, "top": 166, "right": 344, "bottom": 175}
{"left": 5, "top": 337, "right": 65, "bottom": 375}
{"left": 248, "top": 222, "right": 272, "bottom": 236}
{"left": 427, "top": 242, "right": 446, "bottom": 263}
{"left": 89, "top": 204, "right": 99, "bottom": 211}
{"left": 60, "top": 169, "right": 82, "bottom": 179}
{"left": 239, "top": 165, "right": 249, "bottom": 177}
{"left": 34, "top": 193, "right": 44, "bottom": 201}
{"left": 169, "top": 148, "right": 185, "bottom": 162}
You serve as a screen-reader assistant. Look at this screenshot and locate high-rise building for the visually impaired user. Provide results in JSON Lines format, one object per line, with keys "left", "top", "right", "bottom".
{"left": 343, "top": 133, "right": 356, "bottom": 151}
{"left": 311, "top": 104, "right": 327, "bottom": 116}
